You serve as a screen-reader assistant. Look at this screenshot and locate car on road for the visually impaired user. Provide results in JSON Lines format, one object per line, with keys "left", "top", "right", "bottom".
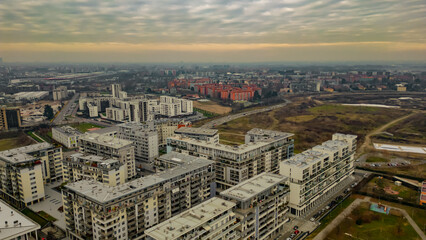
{"left": 293, "top": 226, "right": 299, "bottom": 230}
{"left": 310, "top": 217, "right": 316, "bottom": 222}
{"left": 290, "top": 233, "right": 295, "bottom": 238}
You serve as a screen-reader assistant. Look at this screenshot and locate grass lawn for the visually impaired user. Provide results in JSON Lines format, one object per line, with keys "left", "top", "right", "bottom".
{"left": 194, "top": 108, "right": 219, "bottom": 118}
{"left": 366, "top": 156, "right": 390, "bottom": 162}
{"left": 71, "top": 122, "right": 104, "bottom": 133}
{"left": 21, "top": 208, "right": 49, "bottom": 226}
{"left": 325, "top": 202, "right": 422, "bottom": 240}
{"left": 193, "top": 101, "right": 232, "bottom": 115}
{"left": 27, "top": 131, "right": 44, "bottom": 142}
{"left": 38, "top": 211, "right": 57, "bottom": 221}
{"left": 362, "top": 177, "right": 419, "bottom": 204}
{"left": 365, "top": 163, "right": 426, "bottom": 179}
{"left": 0, "top": 137, "right": 31, "bottom": 151}
{"left": 306, "top": 196, "right": 356, "bottom": 240}
{"left": 216, "top": 102, "right": 408, "bottom": 152}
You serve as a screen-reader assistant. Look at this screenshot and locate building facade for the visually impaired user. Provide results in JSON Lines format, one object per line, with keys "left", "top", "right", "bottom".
{"left": 62, "top": 153, "right": 126, "bottom": 186}
{"left": 280, "top": 133, "right": 357, "bottom": 216}
{"left": 62, "top": 152, "right": 215, "bottom": 240}
{"left": 168, "top": 128, "right": 294, "bottom": 190}
{"left": 220, "top": 173, "right": 290, "bottom": 240}
{"left": 52, "top": 126, "right": 82, "bottom": 148}
{"left": 0, "top": 106, "right": 22, "bottom": 131}
{"left": 79, "top": 133, "right": 136, "bottom": 180}
{"left": 174, "top": 127, "right": 219, "bottom": 144}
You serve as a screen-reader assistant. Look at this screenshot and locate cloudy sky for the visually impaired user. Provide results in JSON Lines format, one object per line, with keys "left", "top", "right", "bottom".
{"left": 1, "top": 0, "right": 425, "bottom": 62}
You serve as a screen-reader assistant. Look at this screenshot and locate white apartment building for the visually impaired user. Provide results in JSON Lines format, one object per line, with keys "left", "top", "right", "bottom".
{"left": 111, "top": 84, "right": 122, "bottom": 98}
{"left": 159, "top": 96, "right": 193, "bottom": 117}
{"left": 0, "top": 143, "right": 63, "bottom": 207}
{"left": 117, "top": 122, "right": 159, "bottom": 170}
{"left": 106, "top": 107, "right": 126, "bottom": 122}
{"left": 62, "top": 152, "right": 215, "bottom": 240}
{"left": 63, "top": 153, "right": 126, "bottom": 186}
{"left": 168, "top": 128, "right": 294, "bottom": 190}
{"left": 221, "top": 173, "right": 290, "bottom": 240}
{"left": 52, "top": 126, "right": 82, "bottom": 148}
{"left": 0, "top": 199, "right": 41, "bottom": 240}
{"left": 146, "top": 197, "right": 239, "bottom": 240}
{"left": 280, "top": 133, "right": 357, "bottom": 216}
{"left": 79, "top": 133, "right": 136, "bottom": 180}
{"left": 53, "top": 86, "right": 68, "bottom": 101}
{"left": 154, "top": 119, "right": 191, "bottom": 146}
{"left": 174, "top": 127, "right": 219, "bottom": 143}
{"left": 88, "top": 103, "right": 98, "bottom": 118}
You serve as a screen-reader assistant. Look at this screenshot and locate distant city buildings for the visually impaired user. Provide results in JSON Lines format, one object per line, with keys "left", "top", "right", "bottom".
{"left": 168, "top": 128, "right": 294, "bottom": 190}
{"left": 280, "top": 133, "right": 357, "bottom": 216}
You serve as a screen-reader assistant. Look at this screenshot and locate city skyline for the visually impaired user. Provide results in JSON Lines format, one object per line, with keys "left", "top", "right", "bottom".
{"left": 1, "top": 0, "right": 425, "bottom": 62}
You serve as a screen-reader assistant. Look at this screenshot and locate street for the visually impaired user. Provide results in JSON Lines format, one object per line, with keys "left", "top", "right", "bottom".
{"left": 52, "top": 93, "right": 80, "bottom": 125}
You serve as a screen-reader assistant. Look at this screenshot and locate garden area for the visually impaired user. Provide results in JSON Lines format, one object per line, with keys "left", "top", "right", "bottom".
{"left": 361, "top": 177, "right": 420, "bottom": 204}
{"left": 325, "top": 202, "right": 422, "bottom": 240}
{"left": 71, "top": 122, "right": 104, "bottom": 132}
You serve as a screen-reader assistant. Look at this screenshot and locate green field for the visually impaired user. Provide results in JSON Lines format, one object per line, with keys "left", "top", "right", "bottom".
{"left": 0, "top": 137, "right": 31, "bottom": 151}
{"left": 38, "top": 211, "right": 57, "bottom": 221}
{"left": 365, "top": 163, "right": 426, "bottom": 179}
{"left": 366, "top": 156, "right": 390, "bottom": 162}
{"left": 325, "top": 202, "right": 421, "bottom": 240}
{"left": 27, "top": 131, "right": 44, "bottom": 142}
{"left": 217, "top": 102, "right": 408, "bottom": 152}
{"left": 362, "top": 177, "right": 420, "bottom": 204}
{"left": 71, "top": 122, "right": 104, "bottom": 132}
{"left": 306, "top": 196, "right": 356, "bottom": 240}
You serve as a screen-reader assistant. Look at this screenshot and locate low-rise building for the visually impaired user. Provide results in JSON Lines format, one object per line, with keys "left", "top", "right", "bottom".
{"left": 146, "top": 197, "right": 239, "bottom": 240}
{"left": 52, "top": 126, "right": 82, "bottom": 148}
{"left": 220, "top": 173, "right": 290, "bottom": 240}
{"left": 0, "top": 199, "right": 41, "bottom": 240}
{"left": 79, "top": 133, "right": 136, "bottom": 180}
{"left": 62, "top": 153, "right": 126, "bottom": 186}
{"left": 280, "top": 133, "right": 357, "bottom": 216}
{"left": 168, "top": 128, "right": 294, "bottom": 190}
{"left": 174, "top": 127, "right": 219, "bottom": 143}
{"left": 62, "top": 152, "right": 215, "bottom": 240}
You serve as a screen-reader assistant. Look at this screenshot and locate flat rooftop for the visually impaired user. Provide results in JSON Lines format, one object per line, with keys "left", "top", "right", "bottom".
{"left": 65, "top": 152, "right": 214, "bottom": 204}
{"left": 175, "top": 127, "right": 218, "bottom": 136}
{"left": 247, "top": 128, "right": 293, "bottom": 138}
{"left": 281, "top": 149, "right": 329, "bottom": 168}
{"left": 69, "top": 153, "right": 119, "bottom": 165}
{"left": 0, "top": 200, "right": 40, "bottom": 240}
{"left": 53, "top": 125, "right": 82, "bottom": 136}
{"left": 79, "top": 132, "right": 133, "bottom": 149}
{"left": 158, "top": 151, "right": 208, "bottom": 164}
{"left": 0, "top": 142, "right": 53, "bottom": 164}
{"left": 88, "top": 126, "right": 119, "bottom": 135}
{"left": 145, "top": 197, "right": 235, "bottom": 240}
{"left": 221, "top": 172, "right": 287, "bottom": 202}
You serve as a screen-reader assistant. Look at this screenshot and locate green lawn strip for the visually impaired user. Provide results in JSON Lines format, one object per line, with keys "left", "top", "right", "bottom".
{"left": 306, "top": 196, "right": 356, "bottom": 240}
{"left": 0, "top": 138, "right": 26, "bottom": 151}
{"left": 21, "top": 208, "right": 49, "bottom": 226}
{"left": 27, "top": 131, "right": 44, "bottom": 142}
{"left": 37, "top": 211, "right": 57, "bottom": 221}
{"left": 366, "top": 156, "right": 390, "bottom": 162}
{"left": 71, "top": 122, "right": 104, "bottom": 133}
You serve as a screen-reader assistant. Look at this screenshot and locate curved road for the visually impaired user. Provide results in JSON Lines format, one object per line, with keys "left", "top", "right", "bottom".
{"left": 200, "top": 99, "right": 291, "bottom": 129}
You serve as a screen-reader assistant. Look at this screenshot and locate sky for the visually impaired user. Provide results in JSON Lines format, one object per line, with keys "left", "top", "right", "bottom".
{"left": 0, "top": 0, "right": 425, "bottom": 63}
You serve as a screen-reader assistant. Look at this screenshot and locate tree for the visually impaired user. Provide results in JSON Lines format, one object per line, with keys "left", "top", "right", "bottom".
{"left": 253, "top": 91, "right": 261, "bottom": 101}
{"left": 43, "top": 105, "right": 54, "bottom": 120}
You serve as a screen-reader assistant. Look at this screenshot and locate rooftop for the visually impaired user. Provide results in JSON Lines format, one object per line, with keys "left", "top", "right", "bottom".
{"left": 65, "top": 152, "right": 214, "bottom": 204}
{"left": 145, "top": 197, "right": 235, "bottom": 240}
{"left": 79, "top": 132, "right": 133, "bottom": 149}
{"left": 0, "top": 200, "right": 40, "bottom": 240}
{"left": 0, "top": 142, "right": 53, "bottom": 164}
{"left": 174, "top": 127, "right": 218, "bottom": 136}
{"left": 220, "top": 172, "right": 287, "bottom": 202}
{"left": 247, "top": 128, "right": 294, "bottom": 138}
{"left": 282, "top": 149, "right": 329, "bottom": 168}
{"left": 69, "top": 153, "right": 120, "bottom": 166}
{"left": 53, "top": 125, "right": 82, "bottom": 136}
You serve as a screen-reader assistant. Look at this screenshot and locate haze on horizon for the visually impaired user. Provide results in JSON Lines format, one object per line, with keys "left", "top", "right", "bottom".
{"left": 1, "top": 0, "right": 425, "bottom": 63}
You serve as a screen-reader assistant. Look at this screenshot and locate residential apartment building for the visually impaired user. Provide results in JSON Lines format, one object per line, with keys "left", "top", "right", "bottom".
{"left": 117, "top": 122, "right": 159, "bottom": 170}
{"left": 146, "top": 197, "right": 239, "bottom": 240}
{"left": 53, "top": 86, "right": 68, "bottom": 101}
{"left": 0, "top": 199, "right": 41, "bottom": 240}
{"left": 174, "top": 127, "right": 219, "bottom": 143}
{"left": 62, "top": 152, "right": 215, "bottom": 240}
{"left": 111, "top": 84, "right": 122, "bottom": 98}
{"left": 0, "top": 106, "right": 21, "bottom": 131}
{"left": 159, "top": 96, "right": 193, "bottom": 117}
{"left": 52, "top": 126, "right": 82, "bottom": 148}
{"left": 167, "top": 128, "right": 294, "bottom": 190}
{"left": 106, "top": 107, "right": 126, "bottom": 122}
{"left": 79, "top": 133, "right": 136, "bottom": 179}
{"left": 280, "top": 133, "right": 357, "bottom": 216}
{"left": 62, "top": 153, "right": 126, "bottom": 186}
{"left": 220, "top": 173, "right": 290, "bottom": 240}
{"left": 0, "top": 143, "right": 64, "bottom": 207}
{"left": 154, "top": 119, "right": 191, "bottom": 146}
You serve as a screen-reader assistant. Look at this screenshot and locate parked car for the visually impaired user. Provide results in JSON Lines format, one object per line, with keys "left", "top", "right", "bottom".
{"left": 310, "top": 217, "right": 316, "bottom": 222}
{"left": 293, "top": 226, "right": 299, "bottom": 230}
{"left": 294, "top": 230, "right": 300, "bottom": 235}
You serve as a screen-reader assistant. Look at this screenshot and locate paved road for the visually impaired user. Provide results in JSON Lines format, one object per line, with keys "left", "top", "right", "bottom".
{"left": 313, "top": 197, "right": 426, "bottom": 240}
{"left": 52, "top": 93, "right": 80, "bottom": 125}
{"left": 200, "top": 99, "right": 291, "bottom": 128}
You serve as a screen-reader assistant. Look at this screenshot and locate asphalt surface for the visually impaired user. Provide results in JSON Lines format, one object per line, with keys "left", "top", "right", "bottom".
{"left": 52, "top": 93, "right": 79, "bottom": 125}
{"left": 200, "top": 99, "right": 291, "bottom": 128}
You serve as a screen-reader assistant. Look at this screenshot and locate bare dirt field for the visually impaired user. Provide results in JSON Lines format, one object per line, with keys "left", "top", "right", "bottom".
{"left": 193, "top": 101, "right": 232, "bottom": 115}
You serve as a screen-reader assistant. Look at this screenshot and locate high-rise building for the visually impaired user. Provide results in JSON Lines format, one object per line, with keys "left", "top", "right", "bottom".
{"left": 280, "top": 133, "right": 357, "bottom": 216}
{"left": 174, "top": 127, "right": 219, "bottom": 143}
{"left": 111, "top": 83, "right": 122, "bottom": 98}
{"left": 168, "top": 128, "right": 294, "bottom": 190}
{"left": 117, "top": 122, "right": 159, "bottom": 170}
{"left": 62, "top": 152, "right": 215, "bottom": 240}
{"left": 62, "top": 153, "right": 126, "bottom": 186}
{"left": 53, "top": 86, "right": 68, "bottom": 101}
{"left": 0, "top": 106, "right": 22, "bottom": 131}
{"left": 0, "top": 143, "right": 63, "bottom": 207}
{"left": 220, "top": 172, "right": 290, "bottom": 240}
{"left": 79, "top": 133, "right": 136, "bottom": 179}
{"left": 146, "top": 197, "right": 239, "bottom": 240}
